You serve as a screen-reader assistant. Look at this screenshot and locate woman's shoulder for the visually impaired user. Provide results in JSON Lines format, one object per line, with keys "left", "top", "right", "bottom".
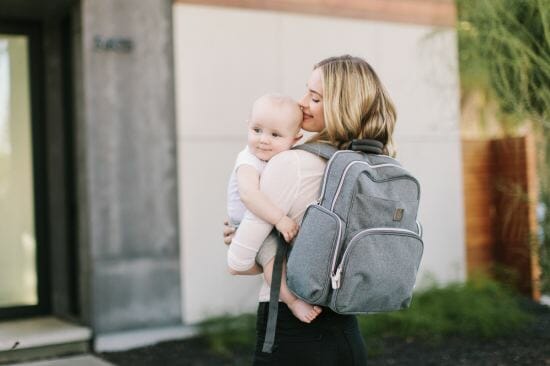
{"left": 268, "top": 150, "right": 298, "bottom": 165}
{"left": 268, "top": 149, "right": 326, "bottom": 169}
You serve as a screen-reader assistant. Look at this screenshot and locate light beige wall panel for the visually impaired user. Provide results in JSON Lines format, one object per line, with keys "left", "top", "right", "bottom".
{"left": 174, "top": 3, "right": 464, "bottom": 322}
{"left": 278, "top": 16, "right": 460, "bottom": 138}
{"left": 174, "top": 4, "right": 283, "bottom": 139}
{"left": 178, "top": 139, "right": 262, "bottom": 323}
{"left": 396, "top": 136, "right": 466, "bottom": 285}
{"left": 279, "top": 14, "right": 377, "bottom": 99}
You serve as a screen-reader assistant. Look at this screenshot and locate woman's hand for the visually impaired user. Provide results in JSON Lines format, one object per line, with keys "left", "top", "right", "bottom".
{"left": 223, "top": 220, "right": 236, "bottom": 245}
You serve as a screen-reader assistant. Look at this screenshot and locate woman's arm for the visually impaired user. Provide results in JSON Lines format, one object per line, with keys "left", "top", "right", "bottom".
{"left": 227, "top": 151, "right": 300, "bottom": 275}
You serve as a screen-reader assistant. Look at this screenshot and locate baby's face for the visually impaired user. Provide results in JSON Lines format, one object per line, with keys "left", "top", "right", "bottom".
{"left": 247, "top": 103, "right": 302, "bottom": 162}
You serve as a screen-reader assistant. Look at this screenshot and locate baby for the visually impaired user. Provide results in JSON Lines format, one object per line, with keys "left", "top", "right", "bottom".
{"left": 226, "top": 94, "right": 321, "bottom": 323}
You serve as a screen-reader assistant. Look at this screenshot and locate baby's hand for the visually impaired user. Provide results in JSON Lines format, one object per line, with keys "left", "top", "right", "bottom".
{"left": 275, "top": 216, "right": 299, "bottom": 242}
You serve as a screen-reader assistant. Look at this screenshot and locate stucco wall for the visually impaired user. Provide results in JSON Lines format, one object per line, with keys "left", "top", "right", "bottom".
{"left": 174, "top": 3, "right": 465, "bottom": 323}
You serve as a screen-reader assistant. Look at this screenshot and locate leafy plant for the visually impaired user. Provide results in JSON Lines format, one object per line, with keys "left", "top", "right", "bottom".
{"left": 197, "top": 313, "right": 256, "bottom": 356}
{"left": 198, "top": 278, "right": 533, "bottom": 357}
{"left": 457, "top": 0, "right": 549, "bottom": 123}
{"left": 456, "top": 0, "right": 550, "bottom": 292}
{"left": 358, "top": 277, "right": 533, "bottom": 342}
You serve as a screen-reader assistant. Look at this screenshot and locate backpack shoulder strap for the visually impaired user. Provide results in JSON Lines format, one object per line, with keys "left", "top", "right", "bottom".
{"left": 262, "top": 232, "right": 287, "bottom": 353}
{"left": 294, "top": 139, "right": 384, "bottom": 158}
{"left": 293, "top": 142, "right": 338, "bottom": 160}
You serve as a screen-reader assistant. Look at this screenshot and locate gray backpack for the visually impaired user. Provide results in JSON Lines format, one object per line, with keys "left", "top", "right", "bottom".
{"left": 287, "top": 141, "right": 423, "bottom": 313}
{"left": 261, "top": 139, "right": 423, "bottom": 353}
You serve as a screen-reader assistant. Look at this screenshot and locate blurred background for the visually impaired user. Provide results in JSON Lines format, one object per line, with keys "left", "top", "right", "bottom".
{"left": 0, "top": 0, "right": 548, "bottom": 364}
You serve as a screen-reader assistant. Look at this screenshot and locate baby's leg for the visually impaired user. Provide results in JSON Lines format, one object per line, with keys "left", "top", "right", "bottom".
{"left": 262, "top": 258, "right": 322, "bottom": 323}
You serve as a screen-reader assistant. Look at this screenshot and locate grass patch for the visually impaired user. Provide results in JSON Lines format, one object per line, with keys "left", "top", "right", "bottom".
{"left": 198, "top": 278, "right": 534, "bottom": 356}
{"left": 358, "top": 277, "right": 533, "bottom": 342}
{"left": 198, "top": 313, "right": 256, "bottom": 356}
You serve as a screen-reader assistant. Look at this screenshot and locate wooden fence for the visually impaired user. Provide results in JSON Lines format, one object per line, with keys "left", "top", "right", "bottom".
{"left": 462, "top": 134, "right": 540, "bottom": 300}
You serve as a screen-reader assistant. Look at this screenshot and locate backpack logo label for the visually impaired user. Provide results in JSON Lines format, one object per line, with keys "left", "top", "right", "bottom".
{"left": 393, "top": 208, "right": 404, "bottom": 221}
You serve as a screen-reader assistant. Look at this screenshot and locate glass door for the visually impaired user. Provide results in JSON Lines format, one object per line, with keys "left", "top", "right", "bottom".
{"left": 0, "top": 22, "right": 48, "bottom": 318}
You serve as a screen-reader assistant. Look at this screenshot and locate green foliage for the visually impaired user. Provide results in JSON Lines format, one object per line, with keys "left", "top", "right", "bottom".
{"left": 456, "top": 0, "right": 550, "bottom": 295}
{"left": 197, "top": 313, "right": 256, "bottom": 356}
{"left": 457, "top": 0, "right": 550, "bottom": 124}
{"left": 358, "top": 277, "right": 533, "bottom": 342}
{"left": 198, "top": 279, "right": 533, "bottom": 357}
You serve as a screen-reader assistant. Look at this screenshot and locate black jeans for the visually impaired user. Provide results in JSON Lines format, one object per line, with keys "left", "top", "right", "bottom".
{"left": 253, "top": 302, "right": 367, "bottom": 366}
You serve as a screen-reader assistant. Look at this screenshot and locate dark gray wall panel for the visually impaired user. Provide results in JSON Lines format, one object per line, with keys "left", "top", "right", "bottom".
{"left": 78, "top": 0, "right": 181, "bottom": 332}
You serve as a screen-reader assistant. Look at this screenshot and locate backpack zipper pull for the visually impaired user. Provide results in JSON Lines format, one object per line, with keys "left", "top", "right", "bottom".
{"left": 331, "top": 267, "right": 342, "bottom": 289}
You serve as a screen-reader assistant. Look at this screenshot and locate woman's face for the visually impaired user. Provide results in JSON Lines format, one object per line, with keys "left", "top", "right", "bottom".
{"left": 299, "top": 68, "right": 325, "bottom": 133}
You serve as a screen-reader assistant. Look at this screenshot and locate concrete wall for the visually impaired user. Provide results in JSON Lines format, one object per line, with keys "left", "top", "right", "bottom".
{"left": 78, "top": 0, "right": 181, "bottom": 333}
{"left": 174, "top": 4, "right": 465, "bottom": 323}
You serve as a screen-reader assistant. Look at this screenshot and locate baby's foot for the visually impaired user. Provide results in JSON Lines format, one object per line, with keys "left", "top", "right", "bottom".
{"left": 288, "top": 299, "right": 323, "bottom": 323}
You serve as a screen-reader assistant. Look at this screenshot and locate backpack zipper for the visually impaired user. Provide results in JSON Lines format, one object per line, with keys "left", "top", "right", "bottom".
{"left": 307, "top": 204, "right": 344, "bottom": 290}
{"left": 416, "top": 220, "right": 423, "bottom": 237}
{"left": 317, "top": 150, "right": 347, "bottom": 204}
{"left": 317, "top": 152, "right": 410, "bottom": 205}
{"left": 330, "top": 227, "right": 422, "bottom": 289}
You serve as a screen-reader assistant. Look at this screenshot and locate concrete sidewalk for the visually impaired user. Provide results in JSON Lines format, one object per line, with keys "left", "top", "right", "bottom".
{"left": 11, "top": 355, "right": 114, "bottom": 366}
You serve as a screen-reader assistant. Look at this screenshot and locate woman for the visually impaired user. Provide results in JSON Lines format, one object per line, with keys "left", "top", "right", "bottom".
{"left": 225, "top": 55, "right": 396, "bottom": 365}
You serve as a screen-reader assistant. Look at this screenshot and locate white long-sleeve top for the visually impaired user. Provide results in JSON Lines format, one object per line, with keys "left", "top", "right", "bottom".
{"left": 227, "top": 149, "right": 326, "bottom": 301}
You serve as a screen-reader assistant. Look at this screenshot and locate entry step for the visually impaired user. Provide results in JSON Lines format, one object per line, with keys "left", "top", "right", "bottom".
{"left": 0, "top": 317, "right": 91, "bottom": 364}
{"left": 13, "top": 354, "right": 113, "bottom": 366}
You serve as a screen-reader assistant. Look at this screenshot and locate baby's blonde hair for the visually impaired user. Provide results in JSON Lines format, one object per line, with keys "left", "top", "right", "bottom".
{"left": 310, "top": 55, "right": 397, "bottom": 156}
{"left": 251, "top": 93, "right": 302, "bottom": 133}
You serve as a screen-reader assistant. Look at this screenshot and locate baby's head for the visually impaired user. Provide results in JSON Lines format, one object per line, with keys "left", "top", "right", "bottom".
{"left": 247, "top": 94, "right": 303, "bottom": 162}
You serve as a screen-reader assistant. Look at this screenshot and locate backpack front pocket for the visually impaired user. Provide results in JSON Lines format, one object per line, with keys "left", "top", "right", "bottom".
{"left": 331, "top": 229, "right": 423, "bottom": 314}
{"left": 287, "top": 204, "right": 343, "bottom": 305}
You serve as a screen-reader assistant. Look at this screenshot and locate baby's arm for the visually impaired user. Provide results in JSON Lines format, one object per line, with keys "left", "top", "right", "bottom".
{"left": 237, "top": 165, "right": 299, "bottom": 242}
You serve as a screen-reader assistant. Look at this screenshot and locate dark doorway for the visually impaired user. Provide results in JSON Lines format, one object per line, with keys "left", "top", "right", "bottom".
{"left": 0, "top": 0, "right": 80, "bottom": 322}
{"left": 0, "top": 20, "right": 50, "bottom": 319}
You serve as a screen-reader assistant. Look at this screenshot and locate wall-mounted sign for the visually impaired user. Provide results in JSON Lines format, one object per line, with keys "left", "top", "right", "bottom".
{"left": 94, "top": 36, "right": 133, "bottom": 53}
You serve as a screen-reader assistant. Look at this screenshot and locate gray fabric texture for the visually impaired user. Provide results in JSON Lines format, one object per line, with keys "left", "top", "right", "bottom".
{"left": 331, "top": 232, "right": 423, "bottom": 313}
{"left": 286, "top": 205, "right": 341, "bottom": 304}
{"left": 287, "top": 142, "right": 423, "bottom": 314}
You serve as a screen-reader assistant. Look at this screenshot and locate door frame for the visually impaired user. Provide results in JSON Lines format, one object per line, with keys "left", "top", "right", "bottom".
{"left": 0, "top": 19, "right": 50, "bottom": 319}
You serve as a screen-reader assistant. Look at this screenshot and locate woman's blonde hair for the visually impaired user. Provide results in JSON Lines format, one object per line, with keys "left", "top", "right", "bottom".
{"left": 310, "top": 55, "right": 397, "bottom": 156}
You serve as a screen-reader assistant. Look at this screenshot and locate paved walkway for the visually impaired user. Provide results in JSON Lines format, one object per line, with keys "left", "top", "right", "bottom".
{"left": 12, "top": 355, "right": 114, "bottom": 366}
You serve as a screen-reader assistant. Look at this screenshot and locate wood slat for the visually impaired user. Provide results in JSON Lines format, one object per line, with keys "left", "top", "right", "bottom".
{"left": 462, "top": 134, "right": 540, "bottom": 299}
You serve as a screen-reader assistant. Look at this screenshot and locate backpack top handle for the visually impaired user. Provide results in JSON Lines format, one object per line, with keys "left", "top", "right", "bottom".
{"left": 349, "top": 139, "right": 384, "bottom": 154}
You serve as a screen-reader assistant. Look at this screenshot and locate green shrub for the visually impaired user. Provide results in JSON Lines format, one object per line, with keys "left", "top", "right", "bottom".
{"left": 198, "top": 313, "right": 256, "bottom": 356}
{"left": 358, "top": 277, "right": 533, "bottom": 342}
{"left": 198, "top": 278, "right": 533, "bottom": 355}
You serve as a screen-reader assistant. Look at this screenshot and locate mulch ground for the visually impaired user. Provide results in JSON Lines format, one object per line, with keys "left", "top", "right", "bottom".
{"left": 98, "top": 302, "right": 550, "bottom": 366}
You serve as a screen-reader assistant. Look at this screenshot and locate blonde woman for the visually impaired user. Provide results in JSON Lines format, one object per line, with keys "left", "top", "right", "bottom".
{"left": 225, "top": 55, "right": 396, "bottom": 365}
